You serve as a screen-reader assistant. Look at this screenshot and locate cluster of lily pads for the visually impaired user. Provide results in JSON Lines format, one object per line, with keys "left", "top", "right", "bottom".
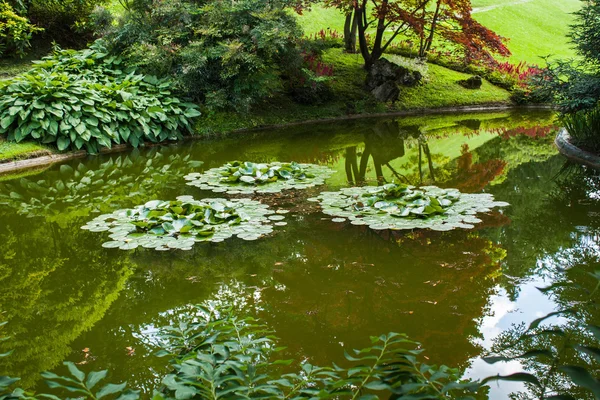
{"left": 309, "top": 183, "right": 509, "bottom": 232}
{"left": 76, "top": 158, "right": 511, "bottom": 251}
{"left": 81, "top": 196, "right": 288, "bottom": 250}
{"left": 184, "top": 161, "right": 334, "bottom": 194}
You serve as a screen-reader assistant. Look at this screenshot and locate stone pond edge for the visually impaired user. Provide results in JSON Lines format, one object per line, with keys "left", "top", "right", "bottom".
{"left": 0, "top": 103, "right": 554, "bottom": 176}
{"left": 555, "top": 128, "right": 600, "bottom": 170}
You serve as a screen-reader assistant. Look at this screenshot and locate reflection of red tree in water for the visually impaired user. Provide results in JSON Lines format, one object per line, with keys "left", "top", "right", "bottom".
{"left": 486, "top": 125, "right": 556, "bottom": 140}
{"left": 451, "top": 144, "right": 506, "bottom": 192}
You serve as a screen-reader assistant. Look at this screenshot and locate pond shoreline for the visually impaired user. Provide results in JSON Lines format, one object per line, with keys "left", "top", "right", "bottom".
{"left": 0, "top": 103, "right": 554, "bottom": 176}
{"left": 555, "top": 128, "right": 600, "bottom": 170}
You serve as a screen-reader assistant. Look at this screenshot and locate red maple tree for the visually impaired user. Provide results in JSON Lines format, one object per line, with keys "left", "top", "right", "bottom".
{"left": 322, "top": 0, "right": 510, "bottom": 67}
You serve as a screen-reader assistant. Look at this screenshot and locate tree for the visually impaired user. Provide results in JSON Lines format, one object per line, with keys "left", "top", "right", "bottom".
{"left": 324, "top": 0, "right": 509, "bottom": 68}
{"left": 325, "top": 0, "right": 427, "bottom": 68}
{"left": 414, "top": 0, "right": 510, "bottom": 63}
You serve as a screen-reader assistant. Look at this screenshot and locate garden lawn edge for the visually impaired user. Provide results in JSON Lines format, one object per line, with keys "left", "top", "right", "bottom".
{"left": 0, "top": 104, "right": 553, "bottom": 177}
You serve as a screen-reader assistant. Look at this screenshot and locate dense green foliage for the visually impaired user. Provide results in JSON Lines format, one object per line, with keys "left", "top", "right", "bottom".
{"left": 0, "top": 1, "right": 41, "bottom": 58}
{"left": 8, "top": 0, "right": 106, "bottom": 45}
{"left": 0, "top": 302, "right": 481, "bottom": 399}
{"left": 108, "top": 0, "right": 304, "bottom": 111}
{"left": 531, "top": 0, "right": 600, "bottom": 112}
{"left": 0, "top": 40, "right": 201, "bottom": 153}
{"left": 561, "top": 108, "right": 600, "bottom": 153}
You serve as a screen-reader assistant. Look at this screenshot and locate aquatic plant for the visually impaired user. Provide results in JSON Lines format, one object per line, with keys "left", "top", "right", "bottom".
{"left": 82, "top": 196, "right": 286, "bottom": 250}
{"left": 184, "top": 161, "right": 334, "bottom": 194}
{"left": 310, "top": 183, "right": 509, "bottom": 231}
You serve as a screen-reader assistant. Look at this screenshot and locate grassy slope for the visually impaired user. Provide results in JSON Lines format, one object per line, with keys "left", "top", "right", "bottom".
{"left": 198, "top": 49, "right": 510, "bottom": 135}
{"left": 0, "top": 139, "right": 51, "bottom": 163}
{"left": 471, "top": 0, "right": 581, "bottom": 64}
{"left": 298, "top": 0, "right": 581, "bottom": 65}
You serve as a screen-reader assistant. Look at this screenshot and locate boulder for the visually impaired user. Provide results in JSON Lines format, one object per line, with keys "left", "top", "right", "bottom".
{"left": 371, "top": 81, "right": 400, "bottom": 103}
{"left": 458, "top": 75, "right": 483, "bottom": 89}
{"left": 366, "top": 58, "right": 422, "bottom": 90}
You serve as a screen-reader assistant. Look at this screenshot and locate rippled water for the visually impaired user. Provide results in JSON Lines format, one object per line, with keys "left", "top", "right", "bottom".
{"left": 0, "top": 110, "right": 598, "bottom": 398}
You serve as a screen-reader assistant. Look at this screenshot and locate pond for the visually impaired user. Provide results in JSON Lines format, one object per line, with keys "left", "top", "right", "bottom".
{"left": 0, "top": 110, "right": 599, "bottom": 399}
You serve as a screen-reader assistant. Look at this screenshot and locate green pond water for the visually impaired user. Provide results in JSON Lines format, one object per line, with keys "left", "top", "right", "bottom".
{"left": 0, "top": 110, "right": 599, "bottom": 398}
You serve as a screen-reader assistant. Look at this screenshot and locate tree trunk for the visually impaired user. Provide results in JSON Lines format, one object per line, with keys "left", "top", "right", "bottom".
{"left": 421, "top": 0, "right": 442, "bottom": 57}
{"left": 344, "top": 11, "right": 358, "bottom": 53}
{"left": 355, "top": 4, "right": 373, "bottom": 68}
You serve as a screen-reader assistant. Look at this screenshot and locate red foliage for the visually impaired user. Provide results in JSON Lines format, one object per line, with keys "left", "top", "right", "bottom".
{"left": 488, "top": 125, "right": 556, "bottom": 139}
{"left": 493, "top": 61, "right": 544, "bottom": 86}
{"left": 301, "top": 51, "right": 335, "bottom": 77}
{"left": 452, "top": 144, "right": 507, "bottom": 192}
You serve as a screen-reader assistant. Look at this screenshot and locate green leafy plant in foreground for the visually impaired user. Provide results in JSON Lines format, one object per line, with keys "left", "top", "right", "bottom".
{"left": 82, "top": 196, "right": 287, "bottom": 250}
{"left": 312, "top": 183, "right": 509, "bottom": 232}
{"left": 151, "top": 304, "right": 479, "bottom": 400}
{"left": 0, "top": 40, "right": 201, "bottom": 153}
{"left": 185, "top": 161, "right": 334, "bottom": 194}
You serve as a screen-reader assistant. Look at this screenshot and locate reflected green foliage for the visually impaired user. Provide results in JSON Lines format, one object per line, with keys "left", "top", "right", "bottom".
{"left": 0, "top": 151, "right": 203, "bottom": 221}
{"left": 0, "top": 223, "right": 134, "bottom": 388}
{"left": 185, "top": 161, "right": 334, "bottom": 194}
{"left": 313, "top": 184, "right": 509, "bottom": 232}
{"left": 83, "top": 197, "right": 285, "bottom": 250}
{"left": 484, "top": 273, "right": 600, "bottom": 399}
{"left": 0, "top": 40, "right": 201, "bottom": 153}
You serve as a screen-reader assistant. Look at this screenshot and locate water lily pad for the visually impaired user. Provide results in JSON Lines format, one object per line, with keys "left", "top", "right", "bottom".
{"left": 314, "top": 183, "right": 509, "bottom": 233}
{"left": 184, "top": 161, "right": 334, "bottom": 194}
{"left": 83, "top": 197, "right": 286, "bottom": 251}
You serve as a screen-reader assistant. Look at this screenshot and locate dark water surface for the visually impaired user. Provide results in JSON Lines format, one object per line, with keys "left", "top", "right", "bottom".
{"left": 1, "top": 110, "right": 599, "bottom": 398}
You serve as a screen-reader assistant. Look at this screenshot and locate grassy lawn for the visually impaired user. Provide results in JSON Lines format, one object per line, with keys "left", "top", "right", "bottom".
{"left": 198, "top": 49, "right": 510, "bottom": 135}
{"left": 0, "top": 139, "right": 52, "bottom": 163}
{"left": 472, "top": 0, "right": 581, "bottom": 64}
{"left": 297, "top": 0, "right": 581, "bottom": 65}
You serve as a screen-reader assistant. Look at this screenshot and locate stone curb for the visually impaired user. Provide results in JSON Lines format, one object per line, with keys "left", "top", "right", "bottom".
{"left": 555, "top": 128, "right": 600, "bottom": 170}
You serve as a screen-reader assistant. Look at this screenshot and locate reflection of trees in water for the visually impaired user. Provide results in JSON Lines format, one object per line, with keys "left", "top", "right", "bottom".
{"left": 478, "top": 165, "right": 600, "bottom": 399}
{"left": 344, "top": 121, "right": 436, "bottom": 185}
{"left": 0, "top": 217, "right": 133, "bottom": 388}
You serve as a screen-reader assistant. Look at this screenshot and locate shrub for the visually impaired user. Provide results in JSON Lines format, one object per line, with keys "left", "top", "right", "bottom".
{"left": 0, "top": 1, "right": 42, "bottom": 58}
{"left": 27, "top": 0, "right": 106, "bottom": 44}
{"left": 0, "top": 40, "right": 201, "bottom": 154}
{"left": 109, "top": 0, "right": 303, "bottom": 112}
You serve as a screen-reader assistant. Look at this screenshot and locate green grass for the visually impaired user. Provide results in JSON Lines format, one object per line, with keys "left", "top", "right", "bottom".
{"left": 0, "top": 43, "right": 52, "bottom": 81}
{"left": 197, "top": 49, "right": 510, "bottom": 135}
{"left": 0, "top": 139, "right": 52, "bottom": 163}
{"left": 471, "top": 0, "right": 581, "bottom": 64}
{"left": 297, "top": 0, "right": 582, "bottom": 65}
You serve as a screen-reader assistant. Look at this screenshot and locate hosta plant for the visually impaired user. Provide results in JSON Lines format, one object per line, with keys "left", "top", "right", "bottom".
{"left": 0, "top": 40, "right": 201, "bottom": 154}
{"left": 184, "top": 161, "right": 334, "bottom": 194}
{"left": 310, "top": 183, "right": 509, "bottom": 231}
{"left": 82, "top": 196, "right": 288, "bottom": 250}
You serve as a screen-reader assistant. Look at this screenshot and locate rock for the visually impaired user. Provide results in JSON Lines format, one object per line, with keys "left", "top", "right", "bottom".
{"left": 371, "top": 81, "right": 400, "bottom": 103}
{"left": 458, "top": 75, "right": 483, "bottom": 89}
{"left": 366, "top": 58, "right": 422, "bottom": 90}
